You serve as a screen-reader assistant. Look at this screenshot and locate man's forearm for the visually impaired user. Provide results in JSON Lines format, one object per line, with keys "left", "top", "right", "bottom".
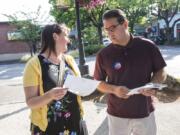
{"left": 97, "top": 81, "right": 116, "bottom": 94}
{"left": 97, "top": 81, "right": 130, "bottom": 99}
{"left": 151, "top": 68, "right": 167, "bottom": 83}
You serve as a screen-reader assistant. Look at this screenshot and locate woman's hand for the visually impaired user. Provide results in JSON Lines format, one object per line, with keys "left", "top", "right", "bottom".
{"left": 47, "top": 87, "right": 68, "bottom": 100}
{"left": 24, "top": 86, "right": 68, "bottom": 109}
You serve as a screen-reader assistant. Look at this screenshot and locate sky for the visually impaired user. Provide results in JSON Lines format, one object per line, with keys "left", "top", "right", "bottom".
{"left": 0, "top": 0, "right": 54, "bottom": 24}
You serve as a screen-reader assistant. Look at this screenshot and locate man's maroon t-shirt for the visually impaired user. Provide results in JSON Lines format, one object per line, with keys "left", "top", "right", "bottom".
{"left": 94, "top": 36, "right": 166, "bottom": 118}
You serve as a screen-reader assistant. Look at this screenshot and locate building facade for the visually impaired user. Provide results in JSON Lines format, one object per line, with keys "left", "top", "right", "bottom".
{"left": 0, "top": 22, "right": 29, "bottom": 62}
{"left": 157, "top": 13, "right": 180, "bottom": 40}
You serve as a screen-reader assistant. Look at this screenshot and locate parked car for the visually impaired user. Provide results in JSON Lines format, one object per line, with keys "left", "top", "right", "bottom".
{"left": 102, "top": 38, "right": 111, "bottom": 46}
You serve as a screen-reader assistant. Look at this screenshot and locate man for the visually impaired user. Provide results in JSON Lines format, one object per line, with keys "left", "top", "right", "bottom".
{"left": 94, "top": 9, "right": 167, "bottom": 135}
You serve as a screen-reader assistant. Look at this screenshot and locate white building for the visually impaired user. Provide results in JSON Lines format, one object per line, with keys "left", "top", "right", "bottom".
{"left": 158, "top": 13, "right": 180, "bottom": 40}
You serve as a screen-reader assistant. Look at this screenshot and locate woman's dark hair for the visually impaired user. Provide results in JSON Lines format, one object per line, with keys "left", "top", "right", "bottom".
{"left": 40, "top": 24, "right": 63, "bottom": 56}
{"left": 102, "top": 9, "right": 126, "bottom": 24}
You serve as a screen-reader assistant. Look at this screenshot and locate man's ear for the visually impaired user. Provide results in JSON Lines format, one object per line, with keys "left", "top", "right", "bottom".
{"left": 123, "top": 20, "right": 129, "bottom": 29}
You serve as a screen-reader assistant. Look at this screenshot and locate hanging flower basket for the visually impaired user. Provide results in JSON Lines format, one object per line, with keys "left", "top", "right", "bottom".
{"left": 79, "top": 0, "right": 105, "bottom": 9}
{"left": 56, "top": 0, "right": 71, "bottom": 10}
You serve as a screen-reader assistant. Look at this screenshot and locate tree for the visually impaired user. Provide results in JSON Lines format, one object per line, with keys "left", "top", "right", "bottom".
{"left": 49, "top": 0, "right": 76, "bottom": 28}
{"left": 4, "top": 7, "right": 43, "bottom": 56}
{"left": 111, "top": 0, "right": 149, "bottom": 33}
{"left": 151, "top": 0, "right": 180, "bottom": 43}
{"left": 49, "top": 0, "right": 149, "bottom": 43}
{"left": 85, "top": 3, "right": 107, "bottom": 44}
{"left": 84, "top": 0, "right": 148, "bottom": 42}
{"left": 49, "top": 0, "right": 107, "bottom": 44}
{"left": 50, "top": 0, "right": 91, "bottom": 47}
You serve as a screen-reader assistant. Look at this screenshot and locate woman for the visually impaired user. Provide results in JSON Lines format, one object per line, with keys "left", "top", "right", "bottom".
{"left": 23, "top": 24, "right": 84, "bottom": 135}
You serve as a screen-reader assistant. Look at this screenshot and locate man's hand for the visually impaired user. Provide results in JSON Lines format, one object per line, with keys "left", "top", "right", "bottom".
{"left": 139, "top": 88, "right": 156, "bottom": 97}
{"left": 113, "top": 86, "right": 130, "bottom": 99}
{"left": 97, "top": 82, "right": 130, "bottom": 99}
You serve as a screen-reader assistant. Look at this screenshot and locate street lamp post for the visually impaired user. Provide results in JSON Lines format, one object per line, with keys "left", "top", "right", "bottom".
{"left": 56, "top": 0, "right": 89, "bottom": 76}
{"left": 74, "top": 0, "right": 89, "bottom": 76}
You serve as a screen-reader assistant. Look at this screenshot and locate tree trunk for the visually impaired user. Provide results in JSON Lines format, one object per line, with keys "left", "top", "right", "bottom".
{"left": 97, "top": 25, "right": 103, "bottom": 44}
{"left": 28, "top": 42, "right": 36, "bottom": 56}
{"left": 27, "top": 42, "right": 33, "bottom": 57}
{"left": 30, "top": 47, "right": 33, "bottom": 56}
{"left": 165, "top": 21, "right": 171, "bottom": 44}
{"left": 32, "top": 42, "right": 37, "bottom": 54}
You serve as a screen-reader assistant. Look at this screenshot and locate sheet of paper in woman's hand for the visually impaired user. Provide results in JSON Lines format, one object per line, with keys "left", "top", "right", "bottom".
{"left": 64, "top": 75, "right": 100, "bottom": 96}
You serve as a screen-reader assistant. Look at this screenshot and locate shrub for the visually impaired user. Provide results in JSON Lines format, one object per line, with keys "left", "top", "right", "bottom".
{"left": 20, "top": 54, "right": 32, "bottom": 63}
{"left": 68, "top": 44, "right": 104, "bottom": 58}
{"left": 68, "top": 50, "right": 79, "bottom": 58}
{"left": 164, "top": 40, "right": 180, "bottom": 45}
{"left": 172, "top": 40, "right": 180, "bottom": 45}
{"left": 84, "top": 44, "right": 104, "bottom": 56}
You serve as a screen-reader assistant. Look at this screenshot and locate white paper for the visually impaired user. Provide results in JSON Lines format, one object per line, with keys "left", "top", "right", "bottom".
{"left": 127, "top": 83, "right": 167, "bottom": 96}
{"left": 64, "top": 75, "right": 100, "bottom": 96}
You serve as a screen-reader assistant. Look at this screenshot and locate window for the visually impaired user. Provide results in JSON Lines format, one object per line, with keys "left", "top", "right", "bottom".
{"left": 7, "top": 31, "right": 23, "bottom": 41}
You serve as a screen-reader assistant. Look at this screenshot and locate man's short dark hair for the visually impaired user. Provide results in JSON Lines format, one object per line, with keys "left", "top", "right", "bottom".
{"left": 102, "top": 9, "right": 126, "bottom": 24}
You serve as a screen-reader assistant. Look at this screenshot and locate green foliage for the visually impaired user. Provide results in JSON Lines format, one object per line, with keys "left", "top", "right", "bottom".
{"left": 138, "top": 17, "right": 149, "bottom": 26}
{"left": 169, "top": 40, "right": 180, "bottom": 45}
{"left": 113, "top": 0, "right": 149, "bottom": 33}
{"left": 85, "top": 3, "right": 107, "bottom": 43}
{"left": 151, "top": 0, "right": 180, "bottom": 42}
{"left": 49, "top": 0, "right": 76, "bottom": 28}
{"left": 49, "top": 0, "right": 151, "bottom": 42}
{"left": 4, "top": 16, "right": 41, "bottom": 43}
{"left": 151, "top": 0, "right": 180, "bottom": 20}
{"left": 152, "top": 0, "right": 179, "bottom": 13}
{"left": 82, "top": 26, "right": 99, "bottom": 45}
{"left": 49, "top": 0, "right": 107, "bottom": 43}
{"left": 68, "top": 44, "right": 104, "bottom": 58}
{"left": 84, "top": 44, "right": 104, "bottom": 56}
{"left": 4, "top": 7, "right": 43, "bottom": 56}
{"left": 68, "top": 50, "right": 79, "bottom": 58}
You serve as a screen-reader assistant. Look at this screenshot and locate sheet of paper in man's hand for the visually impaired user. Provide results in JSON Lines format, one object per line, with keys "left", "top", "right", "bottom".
{"left": 127, "top": 83, "right": 167, "bottom": 96}
{"left": 64, "top": 75, "right": 100, "bottom": 96}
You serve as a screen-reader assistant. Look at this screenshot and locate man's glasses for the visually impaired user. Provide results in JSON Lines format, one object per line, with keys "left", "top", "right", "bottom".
{"left": 104, "top": 22, "right": 123, "bottom": 33}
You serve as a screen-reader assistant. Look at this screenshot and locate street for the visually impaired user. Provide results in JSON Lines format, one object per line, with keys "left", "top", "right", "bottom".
{"left": 0, "top": 45, "right": 180, "bottom": 135}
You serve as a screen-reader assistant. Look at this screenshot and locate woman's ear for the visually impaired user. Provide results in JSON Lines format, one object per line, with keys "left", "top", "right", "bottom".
{"left": 53, "top": 33, "right": 57, "bottom": 40}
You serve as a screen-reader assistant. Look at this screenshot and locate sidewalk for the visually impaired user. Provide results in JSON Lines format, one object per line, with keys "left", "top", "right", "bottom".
{"left": 0, "top": 45, "right": 180, "bottom": 135}
{"left": 0, "top": 100, "right": 180, "bottom": 135}
{"left": 0, "top": 101, "right": 107, "bottom": 135}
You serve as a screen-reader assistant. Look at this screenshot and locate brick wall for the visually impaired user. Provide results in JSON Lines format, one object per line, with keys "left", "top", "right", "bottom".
{"left": 0, "top": 22, "right": 29, "bottom": 54}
